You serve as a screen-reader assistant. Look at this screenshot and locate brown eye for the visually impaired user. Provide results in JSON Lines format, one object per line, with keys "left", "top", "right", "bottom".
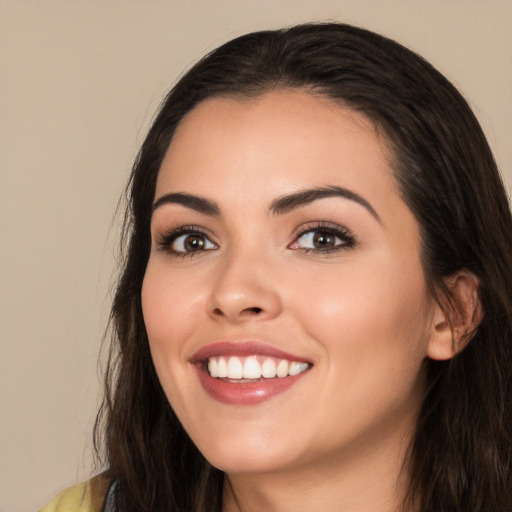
{"left": 184, "top": 235, "right": 205, "bottom": 251}
{"left": 295, "top": 229, "right": 343, "bottom": 250}
{"left": 290, "top": 224, "right": 355, "bottom": 254}
{"left": 171, "top": 233, "right": 216, "bottom": 253}
{"left": 312, "top": 231, "right": 336, "bottom": 248}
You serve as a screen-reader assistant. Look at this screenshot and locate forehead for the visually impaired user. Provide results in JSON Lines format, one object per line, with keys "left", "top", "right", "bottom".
{"left": 167, "top": 90, "right": 386, "bottom": 160}
{"left": 155, "top": 90, "right": 399, "bottom": 214}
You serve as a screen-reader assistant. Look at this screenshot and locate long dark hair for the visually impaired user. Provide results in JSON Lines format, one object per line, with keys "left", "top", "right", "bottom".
{"left": 95, "top": 23, "right": 512, "bottom": 511}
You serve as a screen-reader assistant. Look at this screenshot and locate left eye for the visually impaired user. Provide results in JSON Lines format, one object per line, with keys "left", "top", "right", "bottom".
{"left": 291, "top": 227, "right": 353, "bottom": 252}
{"left": 296, "top": 230, "right": 341, "bottom": 249}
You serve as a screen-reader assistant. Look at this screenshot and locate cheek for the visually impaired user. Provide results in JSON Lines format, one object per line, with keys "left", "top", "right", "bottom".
{"left": 290, "top": 259, "right": 432, "bottom": 439}
{"left": 141, "top": 265, "right": 206, "bottom": 419}
{"left": 141, "top": 264, "right": 202, "bottom": 368}
{"left": 291, "top": 256, "right": 432, "bottom": 370}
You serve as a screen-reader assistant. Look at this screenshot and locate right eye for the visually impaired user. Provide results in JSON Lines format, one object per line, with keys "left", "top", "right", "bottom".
{"left": 158, "top": 227, "right": 217, "bottom": 256}
{"left": 171, "top": 233, "right": 216, "bottom": 253}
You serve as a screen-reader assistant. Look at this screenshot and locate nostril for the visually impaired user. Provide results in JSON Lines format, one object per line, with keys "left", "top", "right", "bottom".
{"left": 212, "top": 307, "right": 262, "bottom": 316}
{"left": 244, "top": 307, "right": 263, "bottom": 315}
{"left": 210, "top": 305, "right": 266, "bottom": 319}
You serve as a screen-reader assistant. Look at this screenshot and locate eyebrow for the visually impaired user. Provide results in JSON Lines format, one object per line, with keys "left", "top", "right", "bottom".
{"left": 269, "top": 185, "right": 381, "bottom": 222}
{"left": 152, "top": 185, "right": 380, "bottom": 222}
{"left": 152, "top": 192, "right": 220, "bottom": 216}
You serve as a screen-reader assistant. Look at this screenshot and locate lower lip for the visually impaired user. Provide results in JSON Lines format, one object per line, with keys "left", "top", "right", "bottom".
{"left": 196, "top": 366, "right": 309, "bottom": 405}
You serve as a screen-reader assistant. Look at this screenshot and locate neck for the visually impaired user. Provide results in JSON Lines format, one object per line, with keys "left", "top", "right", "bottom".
{"left": 221, "top": 422, "right": 417, "bottom": 512}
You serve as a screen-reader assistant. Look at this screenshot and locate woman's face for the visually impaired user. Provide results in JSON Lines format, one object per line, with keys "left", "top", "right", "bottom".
{"left": 142, "top": 91, "right": 438, "bottom": 475}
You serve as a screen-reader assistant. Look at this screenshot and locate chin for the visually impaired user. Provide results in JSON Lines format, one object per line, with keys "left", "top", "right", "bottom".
{"left": 206, "top": 452, "right": 292, "bottom": 475}
{"left": 194, "top": 429, "right": 301, "bottom": 475}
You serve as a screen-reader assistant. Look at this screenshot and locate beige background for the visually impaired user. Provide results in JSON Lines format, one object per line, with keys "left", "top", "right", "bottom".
{"left": 1, "top": 1, "right": 511, "bottom": 511}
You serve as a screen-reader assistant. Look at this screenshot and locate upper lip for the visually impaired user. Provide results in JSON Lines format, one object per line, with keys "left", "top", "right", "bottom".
{"left": 191, "top": 341, "right": 312, "bottom": 364}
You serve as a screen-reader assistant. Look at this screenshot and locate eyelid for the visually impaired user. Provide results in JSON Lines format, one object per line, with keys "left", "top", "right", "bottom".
{"left": 156, "top": 225, "right": 218, "bottom": 255}
{"left": 288, "top": 221, "right": 356, "bottom": 252}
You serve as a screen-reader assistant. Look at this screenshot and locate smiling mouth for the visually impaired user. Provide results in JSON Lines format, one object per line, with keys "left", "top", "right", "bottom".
{"left": 193, "top": 343, "right": 312, "bottom": 404}
{"left": 207, "top": 355, "right": 311, "bottom": 380}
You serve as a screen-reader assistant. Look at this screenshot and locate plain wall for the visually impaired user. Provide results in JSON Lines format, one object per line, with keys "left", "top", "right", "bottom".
{"left": 1, "top": 1, "right": 511, "bottom": 510}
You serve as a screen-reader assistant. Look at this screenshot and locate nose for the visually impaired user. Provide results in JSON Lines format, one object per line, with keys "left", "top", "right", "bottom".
{"left": 206, "top": 252, "right": 283, "bottom": 324}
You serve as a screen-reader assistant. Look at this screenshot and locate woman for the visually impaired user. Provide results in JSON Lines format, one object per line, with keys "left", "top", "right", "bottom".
{"left": 40, "top": 23, "right": 512, "bottom": 512}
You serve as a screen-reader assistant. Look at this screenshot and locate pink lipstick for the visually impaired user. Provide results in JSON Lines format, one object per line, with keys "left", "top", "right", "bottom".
{"left": 191, "top": 341, "right": 312, "bottom": 405}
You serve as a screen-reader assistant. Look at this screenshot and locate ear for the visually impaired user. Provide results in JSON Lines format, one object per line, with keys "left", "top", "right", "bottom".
{"left": 427, "top": 270, "right": 483, "bottom": 361}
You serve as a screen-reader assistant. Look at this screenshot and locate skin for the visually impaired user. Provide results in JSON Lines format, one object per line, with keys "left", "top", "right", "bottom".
{"left": 141, "top": 91, "right": 452, "bottom": 512}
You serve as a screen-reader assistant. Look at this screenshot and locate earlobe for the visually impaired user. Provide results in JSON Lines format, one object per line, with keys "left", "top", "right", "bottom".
{"left": 427, "top": 270, "right": 483, "bottom": 361}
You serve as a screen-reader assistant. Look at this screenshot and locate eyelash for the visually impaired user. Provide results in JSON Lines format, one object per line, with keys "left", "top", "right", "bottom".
{"left": 291, "top": 221, "right": 356, "bottom": 254}
{"left": 157, "top": 225, "right": 218, "bottom": 258}
{"left": 156, "top": 221, "right": 356, "bottom": 257}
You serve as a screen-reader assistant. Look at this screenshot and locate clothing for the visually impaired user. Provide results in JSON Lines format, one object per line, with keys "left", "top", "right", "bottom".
{"left": 38, "top": 474, "right": 115, "bottom": 512}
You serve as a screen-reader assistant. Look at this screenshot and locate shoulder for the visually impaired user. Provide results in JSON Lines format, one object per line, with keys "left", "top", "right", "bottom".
{"left": 38, "top": 473, "right": 112, "bottom": 512}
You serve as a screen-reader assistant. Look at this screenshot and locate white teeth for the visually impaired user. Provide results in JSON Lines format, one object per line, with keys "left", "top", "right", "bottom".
{"left": 276, "top": 359, "right": 289, "bottom": 377}
{"left": 289, "top": 362, "right": 309, "bottom": 376}
{"left": 227, "top": 356, "right": 243, "bottom": 379}
{"left": 207, "top": 355, "right": 310, "bottom": 379}
{"left": 243, "top": 357, "right": 262, "bottom": 379}
{"left": 217, "top": 357, "right": 228, "bottom": 378}
{"left": 261, "top": 358, "right": 277, "bottom": 378}
{"left": 208, "top": 358, "right": 218, "bottom": 378}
